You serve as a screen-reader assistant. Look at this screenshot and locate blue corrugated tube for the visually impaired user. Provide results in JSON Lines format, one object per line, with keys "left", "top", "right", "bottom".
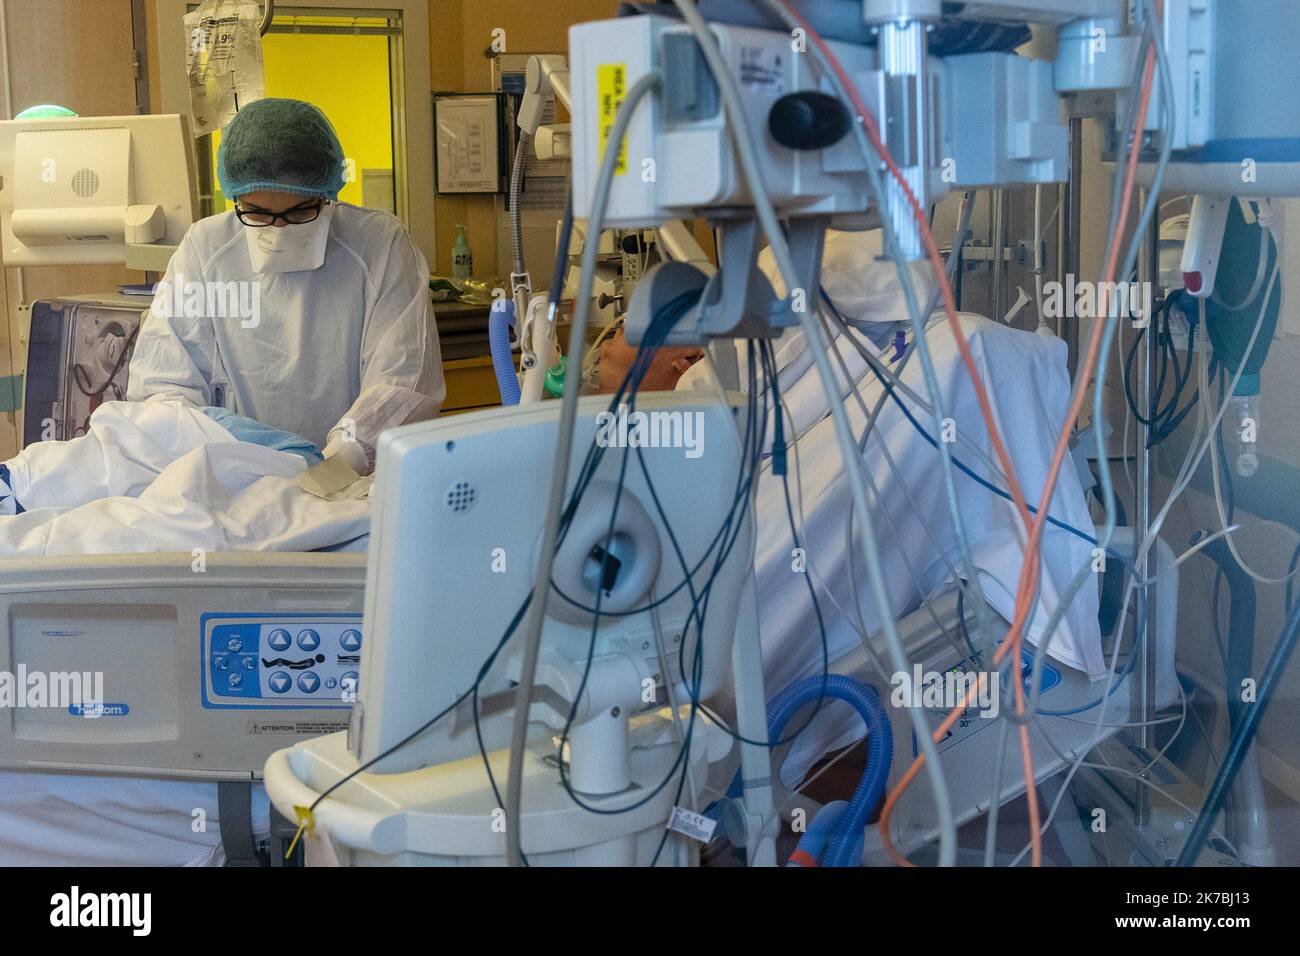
{"left": 730, "top": 674, "right": 892, "bottom": 867}
{"left": 786, "top": 800, "right": 847, "bottom": 867}
{"left": 489, "top": 297, "right": 520, "bottom": 406}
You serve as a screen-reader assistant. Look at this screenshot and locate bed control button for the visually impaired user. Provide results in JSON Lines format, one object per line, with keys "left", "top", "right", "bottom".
{"left": 241, "top": 656, "right": 257, "bottom": 671}
{"left": 269, "top": 672, "right": 291, "bottom": 694}
{"left": 226, "top": 637, "right": 243, "bottom": 652}
{"left": 268, "top": 628, "right": 292, "bottom": 651}
{"left": 228, "top": 673, "right": 244, "bottom": 688}
{"left": 340, "top": 629, "right": 362, "bottom": 651}
{"left": 297, "top": 629, "right": 320, "bottom": 651}
{"left": 213, "top": 654, "right": 229, "bottom": 671}
{"left": 297, "top": 672, "right": 320, "bottom": 693}
{"left": 341, "top": 672, "right": 359, "bottom": 697}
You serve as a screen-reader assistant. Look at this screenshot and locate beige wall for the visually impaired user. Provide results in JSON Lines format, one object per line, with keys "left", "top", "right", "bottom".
{"left": 429, "top": 0, "right": 621, "bottom": 277}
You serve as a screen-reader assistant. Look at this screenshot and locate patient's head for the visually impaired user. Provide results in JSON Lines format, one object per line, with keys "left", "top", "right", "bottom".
{"left": 594, "top": 326, "right": 704, "bottom": 394}
{"left": 593, "top": 228, "right": 934, "bottom": 394}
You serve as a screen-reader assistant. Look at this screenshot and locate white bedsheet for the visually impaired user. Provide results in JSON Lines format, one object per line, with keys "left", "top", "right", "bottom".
{"left": 0, "top": 398, "right": 361, "bottom": 865}
{"left": 2, "top": 399, "right": 370, "bottom": 556}
{"left": 682, "top": 315, "right": 1102, "bottom": 784}
{"left": 0, "top": 772, "right": 270, "bottom": 867}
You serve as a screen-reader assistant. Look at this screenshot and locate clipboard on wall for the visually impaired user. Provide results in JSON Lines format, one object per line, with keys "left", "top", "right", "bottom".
{"left": 432, "top": 92, "right": 512, "bottom": 195}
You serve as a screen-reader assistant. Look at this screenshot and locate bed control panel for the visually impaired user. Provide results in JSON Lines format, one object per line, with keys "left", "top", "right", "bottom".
{"left": 201, "top": 614, "right": 360, "bottom": 709}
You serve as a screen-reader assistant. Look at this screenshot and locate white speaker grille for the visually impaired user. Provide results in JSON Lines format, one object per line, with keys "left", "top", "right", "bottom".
{"left": 71, "top": 168, "right": 100, "bottom": 199}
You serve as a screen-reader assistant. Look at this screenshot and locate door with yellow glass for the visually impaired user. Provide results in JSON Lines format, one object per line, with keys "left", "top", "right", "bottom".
{"left": 198, "top": 10, "right": 402, "bottom": 220}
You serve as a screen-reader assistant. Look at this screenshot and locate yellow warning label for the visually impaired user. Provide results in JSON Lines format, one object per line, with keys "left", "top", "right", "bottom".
{"left": 597, "top": 63, "right": 628, "bottom": 176}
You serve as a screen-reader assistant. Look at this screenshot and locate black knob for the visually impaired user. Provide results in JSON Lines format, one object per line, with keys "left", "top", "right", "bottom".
{"left": 768, "top": 91, "right": 851, "bottom": 151}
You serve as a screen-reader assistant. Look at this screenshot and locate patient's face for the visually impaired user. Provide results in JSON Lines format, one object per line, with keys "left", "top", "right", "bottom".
{"left": 596, "top": 326, "right": 704, "bottom": 393}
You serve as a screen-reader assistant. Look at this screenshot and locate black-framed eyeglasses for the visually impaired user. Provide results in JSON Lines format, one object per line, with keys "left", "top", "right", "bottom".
{"left": 235, "top": 199, "right": 329, "bottom": 227}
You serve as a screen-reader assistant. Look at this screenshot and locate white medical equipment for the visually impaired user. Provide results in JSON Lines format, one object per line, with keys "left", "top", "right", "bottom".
{"left": 510, "top": 53, "right": 717, "bottom": 404}
{"left": 22, "top": 295, "right": 145, "bottom": 446}
{"left": 264, "top": 392, "right": 769, "bottom": 865}
{"left": 0, "top": 113, "right": 198, "bottom": 270}
{"left": 0, "top": 552, "right": 364, "bottom": 863}
{"left": 1121, "top": 1, "right": 1300, "bottom": 299}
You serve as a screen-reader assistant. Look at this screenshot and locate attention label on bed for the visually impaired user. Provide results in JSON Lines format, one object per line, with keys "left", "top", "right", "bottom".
{"left": 246, "top": 719, "right": 350, "bottom": 736}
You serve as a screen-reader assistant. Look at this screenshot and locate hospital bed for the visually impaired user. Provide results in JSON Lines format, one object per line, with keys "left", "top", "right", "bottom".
{"left": 0, "top": 550, "right": 365, "bottom": 865}
{"left": 770, "top": 588, "right": 1132, "bottom": 864}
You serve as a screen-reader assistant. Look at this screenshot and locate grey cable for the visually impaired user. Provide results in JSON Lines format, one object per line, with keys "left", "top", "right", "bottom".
{"left": 755, "top": 0, "right": 1002, "bottom": 666}
{"left": 1006, "top": 1, "right": 1196, "bottom": 861}
{"left": 509, "top": 135, "right": 530, "bottom": 276}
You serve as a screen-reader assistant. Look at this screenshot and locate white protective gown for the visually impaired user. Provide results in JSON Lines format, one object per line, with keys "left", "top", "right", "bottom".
{"left": 128, "top": 203, "right": 445, "bottom": 456}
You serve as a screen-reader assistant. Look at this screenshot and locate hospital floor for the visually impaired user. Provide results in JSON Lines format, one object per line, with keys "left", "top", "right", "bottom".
{"left": 704, "top": 742, "right": 1078, "bottom": 868}
{"left": 700, "top": 741, "right": 1300, "bottom": 868}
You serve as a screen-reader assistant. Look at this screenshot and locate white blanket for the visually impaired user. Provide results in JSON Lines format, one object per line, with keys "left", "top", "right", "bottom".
{"left": 2, "top": 399, "right": 370, "bottom": 556}
{"left": 682, "top": 315, "right": 1103, "bottom": 784}
{"left": 0, "top": 771, "right": 270, "bottom": 867}
{"left": 0, "top": 399, "right": 361, "bottom": 865}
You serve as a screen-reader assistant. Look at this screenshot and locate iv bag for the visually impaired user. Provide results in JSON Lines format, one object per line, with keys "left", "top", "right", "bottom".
{"left": 184, "top": 0, "right": 267, "bottom": 138}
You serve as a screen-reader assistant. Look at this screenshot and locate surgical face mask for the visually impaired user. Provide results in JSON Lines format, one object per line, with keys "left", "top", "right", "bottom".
{"left": 243, "top": 202, "right": 333, "bottom": 274}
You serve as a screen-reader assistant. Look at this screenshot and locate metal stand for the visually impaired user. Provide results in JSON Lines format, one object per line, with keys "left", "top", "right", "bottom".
{"left": 1133, "top": 192, "right": 1160, "bottom": 827}
{"left": 730, "top": 578, "right": 777, "bottom": 866}
{"left": 217, "top": 780, "right": 265, "bottom": 868}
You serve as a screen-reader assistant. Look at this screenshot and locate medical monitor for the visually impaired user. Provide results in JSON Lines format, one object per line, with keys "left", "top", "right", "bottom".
{"left": 0, "top": 113, "right": 198, "bottom": 267}
{"left": 353, "top": 392, "right": 753, "bottom": 774}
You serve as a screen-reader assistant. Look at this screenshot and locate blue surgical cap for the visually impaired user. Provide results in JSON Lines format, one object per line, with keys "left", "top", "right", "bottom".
{"left": 217, "top": 98, "right": 347, "bottom": 201}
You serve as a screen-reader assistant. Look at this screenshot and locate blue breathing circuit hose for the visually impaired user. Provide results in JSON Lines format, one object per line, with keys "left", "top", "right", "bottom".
{"left": 488, "top": 298, "right": 521, "bottom": 406}
{"left": 729, "top": 674, "right": 892, "bottom": 867}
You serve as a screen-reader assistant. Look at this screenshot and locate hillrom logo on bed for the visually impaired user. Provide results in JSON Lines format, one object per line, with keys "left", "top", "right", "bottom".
{"left": 152, "top": 274, "right": 261, "bottom": 329}
{"left": 0, "top": 665, "right": 104, "bottom": 712}
{"left": 595, "top": 404, "right": 704, "bottom": 459}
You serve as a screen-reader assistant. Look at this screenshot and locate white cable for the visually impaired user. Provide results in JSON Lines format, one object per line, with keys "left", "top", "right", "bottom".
{"left": 1031, "top": 223, "right": 1275, "bottom": 870}
{"left": 1033, "top": 185, "right": 1045, "bottom": 325}
{"left": 1006, "top": 0, "right": 1176, "bottom": 860}
{"left": 819, "top": 311, "right": 965, "bottom": 644}
{"left": 1131, "top": 523, "right": 1241, "bottom": 587}
{"left": 1140, "top": 266, "right": 1278, "bottom": 570}
{"left": 759, "top": 0, "right": 1004, "bottom": 663}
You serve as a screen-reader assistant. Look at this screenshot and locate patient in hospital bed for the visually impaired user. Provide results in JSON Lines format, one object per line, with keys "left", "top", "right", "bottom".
{"left": 0, "top": 397, "right": 370, "bottom": 556}
{"left": 595, "top": 228, "right": 1103, "bottom": 785}
{"left": 0, "top": 398, "right": 369, "bottom": 866}
{"left": 0, "top": 229, "right": 1100, "bottom": 865}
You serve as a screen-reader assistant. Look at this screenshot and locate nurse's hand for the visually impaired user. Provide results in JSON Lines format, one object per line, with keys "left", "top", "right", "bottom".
{"left": 595, "top": 327, "right": 704, "bottom": 394}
